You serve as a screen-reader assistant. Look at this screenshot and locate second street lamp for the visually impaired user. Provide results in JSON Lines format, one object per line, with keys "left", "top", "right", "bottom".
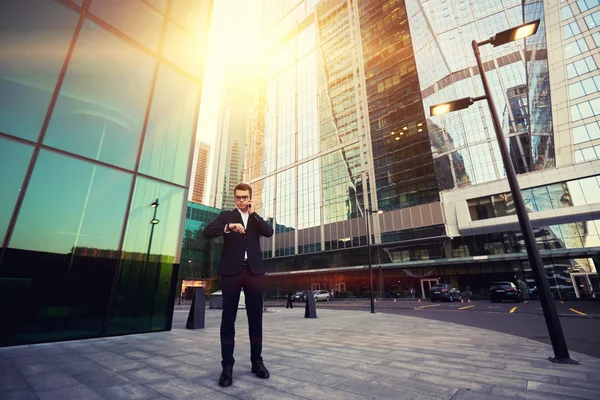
{"left": 365, "top": 208, "right": 383, "bottom": 313}
{"left": 429, "top": 19, "right": 575, "bottom": 364}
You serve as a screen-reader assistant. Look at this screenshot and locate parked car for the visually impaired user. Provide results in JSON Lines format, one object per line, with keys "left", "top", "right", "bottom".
{"left": 292, "top": 291, "right": 307, "bottom": 302}
{"left": 314, "top": 290, "right": 331, "bottom": 302}
{"left": 430, "top": 284, "right": 462, "bottom": 302}
{"left": 489, "top": 282, "right": 524, "bottom": 303}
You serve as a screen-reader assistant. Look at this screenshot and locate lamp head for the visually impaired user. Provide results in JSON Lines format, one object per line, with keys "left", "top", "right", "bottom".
{"left": 490, "top": 20, "right": 540, "bottom": 47}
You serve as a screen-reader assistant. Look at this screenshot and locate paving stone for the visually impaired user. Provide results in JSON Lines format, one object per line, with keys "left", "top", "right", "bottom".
{"left": 0, "top": 389, "right": 39, "bottom": 400}
{"left": 449, "top": 389, "right": 516, "bottom": 400}
{"left": 96, "top": 358, "right": 147, "bottom": 372}
{"left": 491, "top": 386, "right": 586, "bottom": 400}
{"left": 24, "top": 371, "right": 80, "bottom": 392}
{"left": 142, "top": 356, "right": 182, "bottom": 370}
{"left": 35, "top": 383, "right": 103, "bottom": 400}
{"left": 0, "top": 374, "right": 30, "bottom": 393}
{"left": 124, "top": 367, "right": 175, "bottom": 384}
{"left": 411, "top": 373, "right": 494, "bottom": 393}
{"left": 94, "top": 382, "right": 162, "bottom": 400}
{"left": 147, "top": 378, "right": 214, "bottom": 399}
{"left": 15, "top": 362, "right": 63, "bottom": 376}
{"left": 506, "top": 364, "right": 589, "bottom": 380}
{"left": 527, "top": 380, "right": 600, "bottom": 400}
{"left": 75, "top": 369, "right": 130, "bottom": 389}
{"left": 124, "top": 351, "right": 154, "bottom": 359}
{"left": 331, "top": 378, "right": 415, "bottom": 400}
{"left": 558, "top": 377, "right": 600, "bottom": 391}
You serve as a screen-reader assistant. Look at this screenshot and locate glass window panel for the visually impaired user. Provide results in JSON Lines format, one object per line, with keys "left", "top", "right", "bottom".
{"left": 89, "top": 0, "right": 163, "bottom": 52}
{"left": 574, "top": 149, "right": 585, "bottom": 162}
{"left": 585, "top": 56, "right": 598, "bottom": 71}
{"left": 566, "top": 64, "right": 577, "bottom": 79}
{"left": 145, "top": 0, "right": 167, "bottom": 12}
{"left": 582, "top": 146, "right": 598, "bottom": 160}
{"left": 561, "top": 5, "right": 574, "bottom": 20}
{"left": 3, "top": 150, "right": 131, "bottom": 344}
{"left": 169, "top": 0, "right": 212, "bottom": 38}
{"left": 579, "top": 101, "right": 594, "bottom": 119}
{"left": 107, "top": 177, "right": 185, "bottom": 334}
{"left": 580, "top": 176, "right": 600, "bottom": 204}
{"left": 573, "top": 125, "right": 590, "bottom": 143}
{"left": 590, "top": 97, "right": 600, "bottom": 114}
{"left": 9, "top": 150, "right": 131, "bottom": 253}
{"left": 0, "top": 0, "right": 79, "bottom": 141}
{"left": 589, "top": 122, "right": 600, "bottom": 139}
{"left": 0, "top": 138, "right": 34, "bottom": 244}
{"left": 44, "top": 19, "right": 155, "bottom": 170}
{"left": 569, "top": 82, "right": 586, "bottom": 99}
{"left": 139, "top": 64, "right": 199, "bottom": 185}
{"left": 162, "top": 22, "right": 203, "bottom": 77}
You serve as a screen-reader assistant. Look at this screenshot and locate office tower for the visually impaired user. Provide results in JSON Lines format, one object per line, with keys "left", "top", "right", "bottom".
{"left": 191, "top": 141, "right": 211, "bottom": 204}
{"left": 209, "top": 65, "right": 252, "bottom": 210}
{"left": 243, "top": 0, "right": 599, "bottom": 300}
{"left": 0, "top": 0, "right": 213, "bottom": 345}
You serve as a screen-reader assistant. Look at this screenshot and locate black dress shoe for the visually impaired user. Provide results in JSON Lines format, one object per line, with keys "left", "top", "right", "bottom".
{"left": 219, "top": 365, "right": 233, "bottom": 387}
{"left": 251, "top": 360, "right": 270, "bottom": 379}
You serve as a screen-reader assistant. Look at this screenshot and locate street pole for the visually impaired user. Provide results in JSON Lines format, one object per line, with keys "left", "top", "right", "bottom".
{"left": 365, "top": 209, "right": 375, "bottom": 313}
{"left": 472, "top": 40, "right": 574, "bottom": 363}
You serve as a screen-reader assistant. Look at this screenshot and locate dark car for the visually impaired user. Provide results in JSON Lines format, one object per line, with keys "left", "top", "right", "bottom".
{"left": 291, "top": 291, "right": 307, "bottom": 302}
{"left": 489, "top": 282, "right": 523, "bottom": 303}
{"left": 430, "top": 284, "right": 462, "bottom": 302}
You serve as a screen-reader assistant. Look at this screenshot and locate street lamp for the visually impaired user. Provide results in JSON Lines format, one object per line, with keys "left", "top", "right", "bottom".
{"left": 429, "top": 19, "right": 575, "bottom": 364}
{"left": 365, "top": 208, "right": 383, "bottom": 313}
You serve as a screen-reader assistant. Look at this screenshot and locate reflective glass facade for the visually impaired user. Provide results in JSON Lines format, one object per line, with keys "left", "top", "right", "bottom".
{"left": 560, "top": 0, "right": 600, "bottom": 163}
{"left": 180, "top": 202, "right": 222, "bottom": 295}
{"left": 247, "top": 0, "right": 444, "bottom": 265}
{"left": 0, "top": 0, "right": 212, "bottom": 345}
{"left": 406, "top": 0, "right": 555, "bottom": 188}
{"left": 248, "top": 1, "right": 600, "bottom": 303}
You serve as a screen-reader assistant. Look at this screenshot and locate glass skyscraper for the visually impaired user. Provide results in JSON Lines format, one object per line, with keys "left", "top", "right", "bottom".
{"left": 247, "top": 0, "right": 600, "bottom": 300}
{"left": 0, "top": 0, "right": 212, "bottom": 345}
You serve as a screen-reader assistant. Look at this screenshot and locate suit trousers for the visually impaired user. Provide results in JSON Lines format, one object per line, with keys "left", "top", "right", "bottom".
{"left": 220, "top": 262, "right": 265, "bottom": 367}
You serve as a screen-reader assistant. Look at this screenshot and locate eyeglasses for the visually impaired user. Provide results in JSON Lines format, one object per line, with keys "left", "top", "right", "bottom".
{"left": 234, "top": 196, "right": 250, "bottom": 201}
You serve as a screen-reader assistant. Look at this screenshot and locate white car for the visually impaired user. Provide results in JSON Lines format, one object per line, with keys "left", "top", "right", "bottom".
{"left": 313, "top": 290, "right": 331, "bottom": 302}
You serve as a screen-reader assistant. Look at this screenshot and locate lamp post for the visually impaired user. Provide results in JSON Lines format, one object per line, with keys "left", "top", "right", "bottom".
{"left": 146, "top": 199, "right": 160, "bottom": 267}
{"left": 365, "top": 208, "right": 383, "bottom": 313}
{"left": 430, "top": 20, "right": 575, "bottom": 364}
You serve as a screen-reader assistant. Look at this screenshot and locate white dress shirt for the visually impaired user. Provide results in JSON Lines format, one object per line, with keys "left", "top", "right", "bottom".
{"left": 224, "top": 208, "right": 249, "bottom": 260}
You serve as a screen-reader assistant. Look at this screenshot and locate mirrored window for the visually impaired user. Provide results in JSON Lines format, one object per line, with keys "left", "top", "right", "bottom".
{"left": 9, "top": 150, "right": 131, "bottom": 253}
{"left": 139, "top": 63, "right": 199, "bottom": 185}
{"left": 0, "top": 0, "right": 79, "bottom": 141}
{"left": 0, "top": 138, "right": 34, "bottom": 245}
{"left": 169, "top": 0, "right": 212, "bottom": 38}
{"left": 107, "top": 177, "right": 185, "bottom": 334}
{"left": 89, "top": 0, "right": 163, "bottom": 52}
{"left": 146, "top": 0, "right": 167, "bottom": 13}
{"left": 3, "top": 150, "right": 131, "bottom": 344}
{"left": 162, "top": 22, "right": 204, "bottom": 77}
{"left": 44, "top": 19, "right": 155, "bottom": 170}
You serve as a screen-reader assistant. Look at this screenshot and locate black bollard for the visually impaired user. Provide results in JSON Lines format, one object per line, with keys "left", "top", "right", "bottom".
{"left": 304, "top": 290, "right": 317, "bottom": 318}
{"left": 186, "top": 287, "right": 206, "bottom": 329}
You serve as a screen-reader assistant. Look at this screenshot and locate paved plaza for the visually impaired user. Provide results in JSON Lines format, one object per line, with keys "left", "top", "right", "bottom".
{"left": 1, "top": 307, "right": 600, "bottom": 399}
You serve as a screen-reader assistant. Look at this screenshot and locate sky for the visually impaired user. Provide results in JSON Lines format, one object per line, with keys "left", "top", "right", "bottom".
{"left": 193, "top": 0, "right": 263, "bottom": 203}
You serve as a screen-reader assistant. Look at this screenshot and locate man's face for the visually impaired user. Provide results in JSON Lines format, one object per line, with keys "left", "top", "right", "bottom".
{"left": 234, "top": 189, "right": 251, "bottom": 211}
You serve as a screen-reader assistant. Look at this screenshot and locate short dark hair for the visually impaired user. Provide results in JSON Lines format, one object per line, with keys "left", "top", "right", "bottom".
{"left": 234, "top": 183, "right": 252, "bottom": 198}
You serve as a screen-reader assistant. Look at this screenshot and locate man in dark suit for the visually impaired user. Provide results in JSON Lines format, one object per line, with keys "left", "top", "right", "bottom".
{"left": 203, "top": 183, "right": 274, "bottom": 387}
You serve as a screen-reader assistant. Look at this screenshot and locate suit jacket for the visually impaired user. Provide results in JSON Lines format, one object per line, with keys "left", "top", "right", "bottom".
{"left": 203, "top": 209, "right": 274, "bottom": 275}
